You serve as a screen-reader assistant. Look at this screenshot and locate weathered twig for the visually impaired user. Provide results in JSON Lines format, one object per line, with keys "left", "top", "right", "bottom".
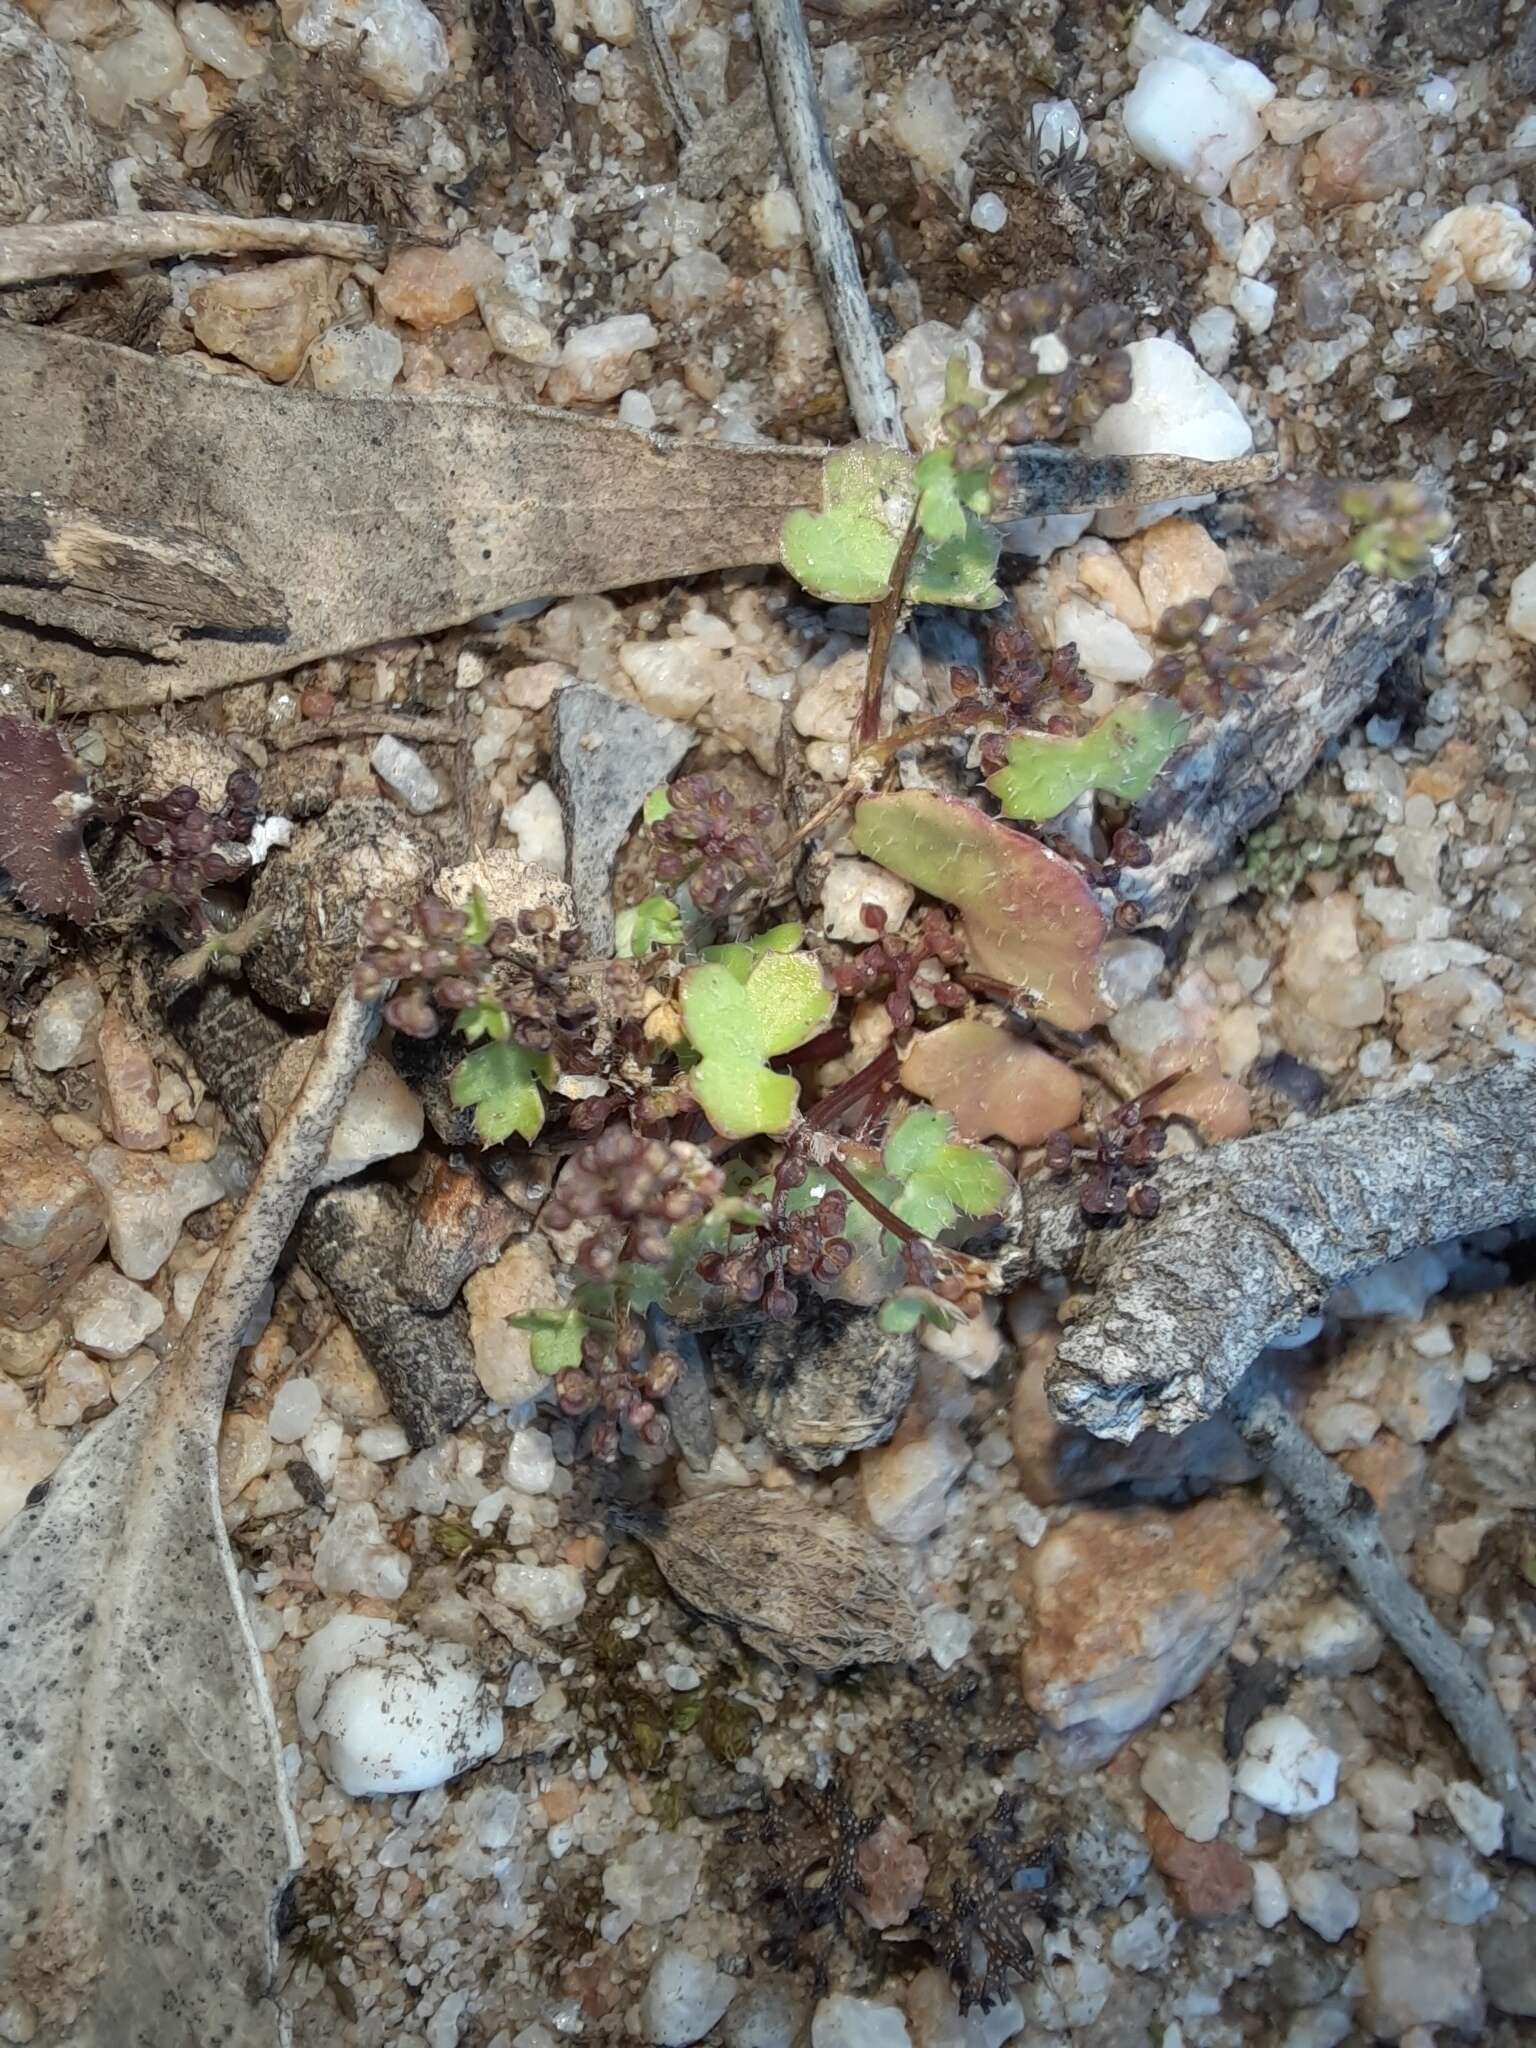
{"left": 750, "top": 0, "right": 904, "bottom": 447}
{"left": 635, "top": 0, "right": 701, "bottom": 142}
{"left": 993, "top": 446, "right": 1278, "bottom": 524}
{"left": 997, "top": 1059, "right": 1536, "bottom": 1443}
{"left": 0, "top": 985, "right": 379, "bottom": 2046}
{"left": 168, "top": 979, "right": 483, "bottom": 1446}
{"left": 0, "top": 212, "right": 385, "bottom": 287}
{"left": 1123, "top": 536, "right": 1453, "bottom": 929}
{"left": 270, "top": 708, "right": 463, "bottom": 752}
{"left": 1229, "top": 1378, "right": 1536, "bottom": 1864}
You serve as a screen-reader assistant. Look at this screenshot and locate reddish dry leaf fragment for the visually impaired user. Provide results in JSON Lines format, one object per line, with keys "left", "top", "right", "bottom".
{"left": 851, "top": 792, "right": 1107, "bottom": 1029}
{"left": 0, "top": 716, "right": 98, "bottom": 922}
{"left": 900, "top": 1016, "right": 1084, "bottom": 1146}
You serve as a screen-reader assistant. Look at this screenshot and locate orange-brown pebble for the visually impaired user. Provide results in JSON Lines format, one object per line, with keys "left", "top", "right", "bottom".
{"left": 375, "top": 246, "right": 478, "bottom": 331}
{"left": 1144, "top": 1805, "right": 1253, "bottom": 1918}
{"left": 541, "top": 1778, "right": 583, "bottom": 1824}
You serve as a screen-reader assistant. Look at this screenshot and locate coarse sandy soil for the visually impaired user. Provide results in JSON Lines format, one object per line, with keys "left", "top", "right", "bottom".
{"left": 1, "top": 1, "right": 1535, "bottom": 2046}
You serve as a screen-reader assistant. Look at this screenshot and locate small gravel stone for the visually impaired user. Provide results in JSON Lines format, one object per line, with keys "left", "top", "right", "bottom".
{"left": 352, "top": 0, "right": 449, "bottom": 104}
{"left": 505, "top": 1426, "right": 557, "bottom": 1495}
{"left": 94, "top": 1008, "right": 168, "bottom": 1151}
{"left": 371, "top": 734, "right": 445, "bottom": 814}
{"left": 502, "top": 780, "right": 567, "bottom": 875}
{"left": 821, "top": 859, "right": 915, "bottom": 945}
{"left": 603, "top": 1831, "right": 705, "bottom": 1925}
{"left": 1443, "top": 1780, "right": 1504, "bottom": 1858}
{"left": 1506, "top": 563, "right": 1536, "bottom": 645}
{"left": 1251, "top": 1859, "right": 1289, "bottom": 1928}
{"left": 313, "top": 1501, "right": 411, "bottom": 1599}
{"left": 86, "top": 1145, "right": 224, "bottom": 1281}
{"left": 1419, "top": 203, "right": 1533, "bottom": 295}
{"left": 813, "top": 1996, "right": 912, "bottom": 2048}
{"left": 1140, "top": 1731, "right": 1231, "bottom": 1841}
{"left": 309, "top": 322, "right": 403, "bottom": 394}
{"left": 0, "top": 1096, "right": 109, "bottom": 1329}
{"left": 1361, "top": 1921, "right": 1484, "bottom": 2037}
{"left": 1290, "top": 1869, "right": 1359, "bottom": 1942}
{"left": 1122, "top": 11, "right": 1274, "bottom": 197}
{"left": 176, "top": 2, "right": 263, "bottom": 78}
{"left": 29, "top": 977, "right": 103, "bottom": 1072}
{"left": 544, "top": 314, "right": 658, "bottom": 406}
{"left": 859, "top": 1423, "right": 968, "bottom": 1543}
{"left": 639, "top": 1949, "right": 735, "bottom": 2046}
{"left": 190, "top": 258, "right": 341, "bottom": 381}
{"left": 69, "top": 1265, "right": 164, "bottom": 1358}
{"left": 269, "top": 1375, "right": 323, "bottom": 1443}
{"left": 1309, "top": 103, "right": 1425, "bottom": 208}
{"left": 491, "top": 1562, "right": 585, "bottom": 1628}
{"left": 1236, "top": 1712, "right": 1340, "bottom": 1816}
{"left": 296, "top": 1614, "right": 502, "bottom": 1797}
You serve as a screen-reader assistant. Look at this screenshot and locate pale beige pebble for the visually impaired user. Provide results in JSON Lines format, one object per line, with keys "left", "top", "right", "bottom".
{"left": 166, "top": 1121, "right": 219, "bottom": 1163}
{"left": 110, "top": 1348, "right": 159, "bottom": 1403}
{"left": 704, "top": 666, "right": 783, "bottom": 778}
{"left": 1132, "top": 516, "right": 1231, "bottom": 624}
{"left": 1213, "top": 1005, "right": 1261, "bottom": 1076}
{"left": 542, "top": 314, "right": 659, "bottom": 406}
{"left": 476, "top": 285, "right": 557, "bottom": 365}
{"left": 374, "top": 244, "right": 484, "bottom": 330}
{"left": 1019, "top": 1493, "right": 1289, "bottom": 1765}
{"left": 69, "top": 0, "right": 188, "bottom": 123}
{"left": 1051, "top": 596, "right": 1152, "bottom": 685}
{"left": 888, "top": 68, "right": 976, "bottom": 183}
{"left": 167, "top": 71, "right": 212, "bottom": 126}
{"left": 793, "top": 649, "right": 864, "bottom": 749}
{"left": 190, "top": 257, "right": 344, "bottom": 380}
{"left": 860, "top": 1421, "right": 969, "bottom": 1543}
{"left": 501, "top": 660, "right": 574, "bottom": 711}
{"left": 307, "top": 1323, "right": 390, "bottom": 1422}
{"left": 50, "top": 1113, "right": 105, "bottom": 1151}
{"left": 752, "top": 185, "right": 803, "bottom": 250}
{"left": 1306, "top": 103, "right": 1424, "bottom": 208}
{"left": 257, "top": 1040, "right": 423, "bottom": 1186}
{"left": 465, "top": 1236, "right": 558, "bottom": 1404}
{"left": 95, "top": 1007, "right": 170, "bottom": 1152}
{"left": 37, "top": 1347, "right": 112, "bottom": 1428}
{"left": 1360, "top": 1923, "right": 1484, "bottom": 2039}
{"left": 0, "top": 1423, "right": 67, "bottom": 1534}
{"left": 0, "top": 1317, "right": 65, "bottom": 1384}
{"left": 218, "top": 1409, "right": 274, "bottom": 1502}
{"left": 176, "top": 0, "right": 265, "bottom": 78}
{"left": 618, "top": 639, "right": 717, "bottom": 722}
{"left": 1505, "top": 563, "right": 1536, "bottom": 646}
{"left": 0, "top": 1094, "right": 109, "bottom": 1330}
{"left": 820, "top": 859, "right": 915, "bottom": 946}
{"left": 1077, "top": 548, "right": 1152, "bottom": 633}
{"left": 1228, "top": 142, "right": 1299, "bottom": 210}
{"left": 1419, "top": 203, "right": 1533, "bottom": 296}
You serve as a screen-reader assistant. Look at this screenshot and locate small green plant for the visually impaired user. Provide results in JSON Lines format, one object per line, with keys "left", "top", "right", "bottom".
{"left": 680, "top": 935, "right": 835, "bottom": 1139}
{"left": 615, "top": 894, "right": 683, "bottom": 957}
{"left": 985, "top": 695, "right": 1188, "bottom": 821}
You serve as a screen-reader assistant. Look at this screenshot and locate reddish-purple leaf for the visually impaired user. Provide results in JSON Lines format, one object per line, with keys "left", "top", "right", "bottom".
{"left": 900, "top": 1016, "right": 1084, "bottom": 1145}
{"left": 851, "top": 791, "right": 1107, "bottom": 1028}
{"left": 0, "top": 717, "right": 98, "bottom": 922}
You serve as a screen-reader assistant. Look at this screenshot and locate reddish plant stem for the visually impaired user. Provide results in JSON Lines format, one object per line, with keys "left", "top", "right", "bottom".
{"left": 816, "top": 1142, "right": 924, "bottom": 1246}
{"left": 857, "top": 509, "right": 923, "bottom": 747}
{"left": 804, "top": 1040, "right": 901, "bottom": 1130}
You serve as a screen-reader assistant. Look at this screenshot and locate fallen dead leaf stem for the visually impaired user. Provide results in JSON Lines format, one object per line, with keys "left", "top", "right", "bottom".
{"left": 0, "top": 212, "right": 386, "bottom": 286}
{"left": 1228, "top": 1378, "right": 1536, "bottom": 1864}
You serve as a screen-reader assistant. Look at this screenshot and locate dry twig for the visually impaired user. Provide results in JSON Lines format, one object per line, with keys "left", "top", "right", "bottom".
{"left": 1229, "top": 1379, "right": 1536, "bottom": 1864}
{"left": 998, "top": 1059, "right": 1536, "bottom": 1443}
{"left": 0, "top": 211, "right": 385, "bottom": 286}
{"left": 750, "top": 0, "right": 904, "bottom": 447}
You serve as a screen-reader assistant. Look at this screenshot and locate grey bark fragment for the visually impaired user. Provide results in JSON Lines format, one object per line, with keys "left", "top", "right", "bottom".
{"left": 0, "top": 0, "right": 108, "bottom": 323}
{"left": 1124, "top": 544, "right": 1449, "bottom": 930}
{"left": 1000, "top": 1060, "right": 1536, "bottom": 1443}
{"left": 0, "top": 987, "right": 378, "bottom": 2048}
{"left": 550, "top": 682, "right": 691, "bottom": 953}
{"left": 1229, "top": 1376, "right": 1536, "bottom": 1864}
{"left": 170, "top": 980, "right": 482, "bottom": 1446}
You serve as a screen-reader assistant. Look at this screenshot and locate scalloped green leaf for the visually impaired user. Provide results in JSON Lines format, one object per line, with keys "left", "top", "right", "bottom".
{"left": 508, "top": 1307, "right": 587, "bottom": 1376}
{"left": 690, "top": 1057, "right": 800, "bottom": 1140}
{"left": 781, "top": 444, "right": 917, "bottom": 604}
{"left": 986, "top": 695, "right": 1188, "bottom": 821}
{"left": 680, "top": 947, "right": 834, "bottom": 1138}
{"left": 883, "top": 1108, "right": 1010, "bottom": 1238}
{"left": 850, "top": 792, "right": 1108, "bottom": 1028}
{"left": 449, "top": 1044, "right": 554, "bottom": 1145}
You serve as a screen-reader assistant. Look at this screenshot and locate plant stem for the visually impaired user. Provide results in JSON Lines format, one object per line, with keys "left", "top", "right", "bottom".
{"left": 804, "top": 1040, "right": 900, "bottom": 1130}
{"left": 815, "top": 1141, "right": 923, "bottom": 1246}
{"left": 857, "top": 508, "right": 922, "bottom": 747}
